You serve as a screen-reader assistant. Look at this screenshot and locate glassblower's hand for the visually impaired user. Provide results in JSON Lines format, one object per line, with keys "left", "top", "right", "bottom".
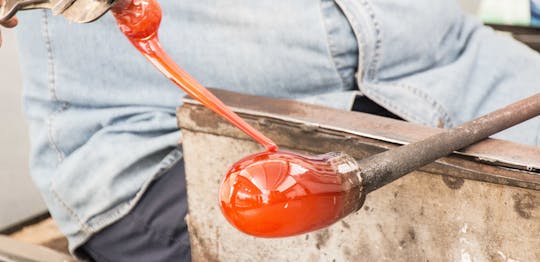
{"left": 0, "top": 0, "right": 18, "bottom": 47}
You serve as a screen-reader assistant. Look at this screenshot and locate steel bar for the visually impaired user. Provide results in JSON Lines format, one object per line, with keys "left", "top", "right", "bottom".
{"left": 360, "top": 93, "right": 540, "bottom": 193}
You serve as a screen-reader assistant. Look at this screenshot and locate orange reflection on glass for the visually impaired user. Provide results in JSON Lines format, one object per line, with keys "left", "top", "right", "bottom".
{"left": 219, "top": 151, "right": 362, "bottom": 237}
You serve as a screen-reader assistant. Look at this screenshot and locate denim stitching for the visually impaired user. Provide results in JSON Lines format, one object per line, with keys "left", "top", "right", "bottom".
{"left": 396, "top": 83, "right": 455, "bottom": 127}
{"left": 42, "top": 10, "right": 87, "bottom": 234}
{"left": 360, "top": 85, "right": 426, "bottom": 124}
{"left": 42, "top": 10, "right": 70, "bottom": 164}
{"left": 318, "top": 0, "right": 346, "bottom": 89}
{"left": 50, "top": 187, "right": 93, "bottom": 233}
{"left": 360, "top": 0, "right": 382, "bottom": 82}
{"left": 42, "top": 11, "right": 58, "bottom": 102}
{"left": 52, "top": 153, "right": 179, "bottom": 237}
{"left": 46, "top": 103, "right": 69, "bottom": 163}
{"left": 361, "top": 82, "right": 455, "bottom": 127}
{"left": 85, "top": 149, "right": 183, "bottom": 230}
{"left": 334, "top": 0, "right": 365, "bottom": 82}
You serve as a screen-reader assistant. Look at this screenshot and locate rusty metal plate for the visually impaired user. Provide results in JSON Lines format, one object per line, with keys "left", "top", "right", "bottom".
{"left": 177, "top": 89, "right": 540, "bottom": 261}
{"left": 177, "top": 89, "right": 540, "bottom": 191}
{"left": 181, "top": 132, "right": 540, "bottom": 261}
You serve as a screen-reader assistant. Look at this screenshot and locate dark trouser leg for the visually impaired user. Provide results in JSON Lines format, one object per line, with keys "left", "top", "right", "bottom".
{"left": 352, "top": 95, "right": 402, "bottom": 120}
{"left": 77, "top": 158, "right": 191, "bottom": 262}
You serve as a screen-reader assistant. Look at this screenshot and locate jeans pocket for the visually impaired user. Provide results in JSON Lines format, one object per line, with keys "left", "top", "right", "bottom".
{"left": 318, "top": 0, "right": 359, "bottom": 91}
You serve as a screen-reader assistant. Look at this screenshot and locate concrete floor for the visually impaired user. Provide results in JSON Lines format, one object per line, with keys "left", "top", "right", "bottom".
{"left": 0, "top": 29, "right": 46, "bottom": 231}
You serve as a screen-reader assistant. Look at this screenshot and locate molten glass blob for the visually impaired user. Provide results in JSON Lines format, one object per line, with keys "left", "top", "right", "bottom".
{"left": 112, "top": 0, "right": 161, "bottom": 40}
{"left": 219, "top": 151, "right": 363, "bottom": 237}
{"left": 111, "top": 0, "right": 277, "bottom": 152}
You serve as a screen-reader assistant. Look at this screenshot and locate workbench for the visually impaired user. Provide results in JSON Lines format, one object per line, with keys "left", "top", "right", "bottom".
{"left": 177, "top": 89, "right": 540, "bottom": 261}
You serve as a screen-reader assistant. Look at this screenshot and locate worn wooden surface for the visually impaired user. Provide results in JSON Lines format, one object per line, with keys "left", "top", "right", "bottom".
{"left": 178, "top": 90, "right": 540, "bottom": 261}
{"left": 1, "top": 222, "right": 73, "bottom": 262}
{"left": 8, "top": 218, "right": 69, "bottom": 255}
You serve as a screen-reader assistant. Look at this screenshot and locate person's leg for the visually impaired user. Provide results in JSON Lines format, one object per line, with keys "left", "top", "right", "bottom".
{"left": 342, "top": 0, "right": 540, "bottom": 145}
{"left": 76, "top": 158, "right": 191, "bottom": 262}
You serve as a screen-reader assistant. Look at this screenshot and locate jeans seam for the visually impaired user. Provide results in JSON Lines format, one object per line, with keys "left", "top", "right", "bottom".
{"left": 49, "top": 148, "right": 183, "bottom": 248}
{"left": 42, "top": 10, "right": 70, "bottom": 164}
{"left": 360, "top": 82, "right": 455, "bottom": 127}
{"left": 50, "top": 186, "right": 93, "bottom": 234}
{"left": 361, "top": 85, "right": 425, "bottom": 124}
{"left": 360, "top": 0, "right": 382, "bottom": 82}
{"left": 46, "top": 103, "right": 70, "bottom": 163}
{"left": 318, "top": 0, "right": 346, "bottom": 89}
{"left": 85, "top": 149, "right": 183, "bottom": 230}
{"left": 396, "top": 83, "right": 455, "bottom": 127}
{"left": 333, "top": 0, "right": 365, "bottom": 83}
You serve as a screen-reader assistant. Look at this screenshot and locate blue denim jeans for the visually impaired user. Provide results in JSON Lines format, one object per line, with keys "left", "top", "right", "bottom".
{"left": 76, "top": 157, "right": 191, "bottom": 261}
{"left": 15, "top": 0, "right": 540, "bottom": 256}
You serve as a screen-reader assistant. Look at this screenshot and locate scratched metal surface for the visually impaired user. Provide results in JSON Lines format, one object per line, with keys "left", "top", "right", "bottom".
{"left": 179, "top": 89, "right": 540, "bottom": 190}
{"left": 177, "top": 90, "right": 540, "bottom": 261}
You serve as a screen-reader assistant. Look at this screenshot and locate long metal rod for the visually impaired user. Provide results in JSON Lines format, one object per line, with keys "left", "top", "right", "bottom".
{"left": 360, "top": 93, "right": 540, "bottom": 193}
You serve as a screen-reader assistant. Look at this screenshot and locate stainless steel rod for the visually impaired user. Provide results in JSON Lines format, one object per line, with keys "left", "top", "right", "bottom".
{"left": 360, "top": 93, "right": 540, "bottom": 193}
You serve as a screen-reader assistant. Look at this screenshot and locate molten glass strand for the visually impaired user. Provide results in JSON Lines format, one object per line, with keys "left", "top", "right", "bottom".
{"left": 112, "top": 0, "right": 363, "bottom": 238}
{"left": 111, "top": 0, "right": 277, "bottom": 152}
